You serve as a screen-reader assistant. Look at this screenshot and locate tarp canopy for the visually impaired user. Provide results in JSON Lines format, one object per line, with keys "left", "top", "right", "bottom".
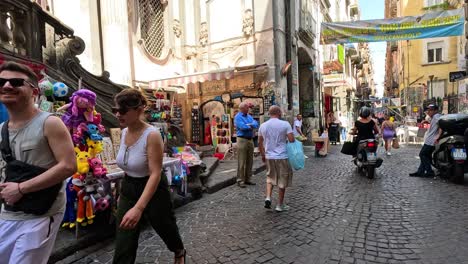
{"left": 321, "top": 8, "right": 464, "bottom": 44}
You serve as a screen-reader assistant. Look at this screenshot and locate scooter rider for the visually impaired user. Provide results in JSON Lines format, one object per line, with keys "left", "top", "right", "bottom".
{"left": 352, "top": 106, "right": 380, "bottom": 142}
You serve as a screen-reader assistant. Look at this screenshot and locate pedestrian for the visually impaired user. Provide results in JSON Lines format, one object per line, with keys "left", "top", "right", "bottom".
{"left": 0, "top": 61, "right": 77, "bottom": 264}
{"left": 258, "top": 105, "right": 295, "bottom": 212}
{"left": 234, "top": 102, "right": 259, "bottom": 188}
{"left": 409, "top": 104, "right": 442, "bottom": 178}
{"left": 112, "top": 89, "right": 185, "bottom": 264}
{"left": 293, "top": 114, "right": 305, "bottom": 140}
{"left": 338, "top": 112, "right": 348, "bottom": 142}
{"left": 381, "top": 114, "right": 396, "bottom": 156}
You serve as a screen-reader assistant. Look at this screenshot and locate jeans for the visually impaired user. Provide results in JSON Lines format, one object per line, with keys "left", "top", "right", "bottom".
{"left": 417, "top": 144, "right": 435, "bottom": 176}
{"left": 340, "top": 127, "right": 347, "bottom": 141}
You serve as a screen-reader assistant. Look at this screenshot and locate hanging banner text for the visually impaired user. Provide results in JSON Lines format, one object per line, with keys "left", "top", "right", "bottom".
{"left": 321, "top": 8, "right": 464, "bottom": 44}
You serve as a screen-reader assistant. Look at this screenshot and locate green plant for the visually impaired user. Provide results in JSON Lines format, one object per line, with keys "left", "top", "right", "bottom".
{"left": 422, "top": 1, "right": 451, "bottom": 11}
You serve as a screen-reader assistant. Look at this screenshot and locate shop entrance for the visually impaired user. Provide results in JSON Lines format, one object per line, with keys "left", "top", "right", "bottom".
{"left": 200, "top": 100, "right": 225, "bottom": 145}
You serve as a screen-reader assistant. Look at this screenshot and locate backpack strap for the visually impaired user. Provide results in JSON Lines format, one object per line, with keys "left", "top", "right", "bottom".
{"left": 0, "top": 121, "right": 14, "bottom": 163}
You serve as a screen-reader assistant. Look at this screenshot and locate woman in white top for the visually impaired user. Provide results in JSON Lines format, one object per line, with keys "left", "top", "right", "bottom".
{"left": 112, "top": 89, "right": 185, "bottom": 264}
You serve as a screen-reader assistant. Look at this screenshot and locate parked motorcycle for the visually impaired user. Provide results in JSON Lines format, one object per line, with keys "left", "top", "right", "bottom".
{"left": 432, "top": 114, "right": 468, "bottom": 184}
{"left": 353, "top": 137, "right": 383, "bottom": 179}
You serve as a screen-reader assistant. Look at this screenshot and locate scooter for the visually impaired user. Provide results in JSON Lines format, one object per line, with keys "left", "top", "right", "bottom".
{"left": 432, "top": 114, "right": 468, "bottom": 184}
{"left": 353, "top": 137, "right": 383, "bottom": 179}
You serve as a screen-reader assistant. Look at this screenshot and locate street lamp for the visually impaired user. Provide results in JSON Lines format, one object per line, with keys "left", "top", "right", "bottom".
{"left": 428, "top": 75, "right": 434, "bottom": 99}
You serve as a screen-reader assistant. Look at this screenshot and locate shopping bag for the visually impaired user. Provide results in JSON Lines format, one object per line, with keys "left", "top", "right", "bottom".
{"left": 287, "top": 140, "right": 305, "bottom": 170}
{"left": 392, "top": 138, "right": 400, "bottom": 149}
{"left": 341, "top": 141, "right": 356, "bottom": 155}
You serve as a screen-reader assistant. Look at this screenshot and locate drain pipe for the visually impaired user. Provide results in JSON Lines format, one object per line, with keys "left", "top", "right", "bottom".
{"left": 272, "top": 0, "right": 281, "bottom": 96}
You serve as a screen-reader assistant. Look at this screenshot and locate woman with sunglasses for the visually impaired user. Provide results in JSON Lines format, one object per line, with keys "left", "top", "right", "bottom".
{"left": 112, "top": 89, "right": 185, "bottom": 264}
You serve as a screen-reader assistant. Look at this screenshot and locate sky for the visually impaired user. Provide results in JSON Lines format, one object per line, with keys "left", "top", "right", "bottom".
{"left": 359, "top": 0, "right": 386, "bottom": 97}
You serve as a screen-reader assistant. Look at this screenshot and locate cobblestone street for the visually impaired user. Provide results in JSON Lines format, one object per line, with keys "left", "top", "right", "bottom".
{"left": 58, "top": 145, "right": 468, "bottom": 264}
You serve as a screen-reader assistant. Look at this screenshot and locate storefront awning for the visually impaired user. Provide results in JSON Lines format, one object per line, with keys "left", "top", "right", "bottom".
{"left": 148, "top": 64, "right": 268, "bottom": 90}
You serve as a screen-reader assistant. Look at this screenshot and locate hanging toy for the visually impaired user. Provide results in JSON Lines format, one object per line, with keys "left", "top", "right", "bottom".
{"left": 39, "top": 78, "right": 54, "bottom": 97}
{"left": 87, "top": 124, "right": 103, "bottom": 141}
{"left": 59, "top": 89, "right": 97, "bottom": 130}
{"left": 88, "top": 157, "right": 108, "bottom": 179}
{"left": 75, "top": 147, "right": 91, "bottom": 174}
{"left": 53, "top": 82, "right": 69, "bottom": 97}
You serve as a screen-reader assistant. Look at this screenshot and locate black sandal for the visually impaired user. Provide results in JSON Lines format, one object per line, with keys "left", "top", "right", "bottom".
{"left": 174, "top": 249, "right": 186, "bottom": 264}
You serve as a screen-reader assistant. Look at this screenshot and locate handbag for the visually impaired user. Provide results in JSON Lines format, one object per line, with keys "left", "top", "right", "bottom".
{"left": 392, "top": 137, "right": 400, "bottom": 149}
{"left": 341, "top": 141, "right": 357, "bottom": 155}
{"left": 0, "top": 121, "right": 62, "bottom": 215}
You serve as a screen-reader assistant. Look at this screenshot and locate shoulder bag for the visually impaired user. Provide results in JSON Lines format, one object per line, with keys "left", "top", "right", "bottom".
{"left": 0, "top": 121, "right": 62, "bottom": 215}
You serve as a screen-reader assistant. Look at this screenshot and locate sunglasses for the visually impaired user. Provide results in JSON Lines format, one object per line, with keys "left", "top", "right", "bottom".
{"left": 111, "top": 104, "right": 142, "bottom": 115}
{"left": 0, "top": 78, "right": 35, "bottom": 88}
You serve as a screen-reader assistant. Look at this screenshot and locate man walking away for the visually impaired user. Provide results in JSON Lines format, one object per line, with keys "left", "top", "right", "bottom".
{"left": 0, "top": 61, "right": 76, "bottom": 264}
{"left": 234, "top": 102, "right": 259, "bottom": 188}
{"left": 258, "top": 106, "right": 295, "bottom": 212}
{"left": 409, "top": 104, "right": 442, "bottom": 178}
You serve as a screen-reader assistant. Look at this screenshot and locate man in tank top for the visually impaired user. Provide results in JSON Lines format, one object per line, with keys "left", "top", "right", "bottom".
{"left": 0, "top": 61, "right": 76, "bottom": 264}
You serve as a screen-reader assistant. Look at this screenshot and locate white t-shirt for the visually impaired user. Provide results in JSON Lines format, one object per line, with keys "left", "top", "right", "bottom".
{"left": 339, "top": 116, "right": 348, "bottom": 128}
{"left": 258, "top": 118, "right": 293, "bottom": 159}
{"left": 293, "top": 119, "right": 302, "bottom": 136}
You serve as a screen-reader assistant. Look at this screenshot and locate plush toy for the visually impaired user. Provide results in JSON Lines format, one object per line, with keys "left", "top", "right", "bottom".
{"left": 87, "top": 124, "right": 103, "bottom": 141}
{"left": 86, "top": 138, "right": 103, "bottom": 158}
{"left": 59, "top": 89, "right": 97, "bottom": 130}
{"left": 93, "top": 186, "right": 111, "bottom": 212}
{"left": 88, "top": 157, "right": 107, "bottom": 179}
{"left": 75, "top": 147, "right": 90, "bottom": 174}
{"left": 72, "top": 173, "right": 96, "bottom": 226}
{"left": 62, "top": 177, "right": 77, "bottom": 228}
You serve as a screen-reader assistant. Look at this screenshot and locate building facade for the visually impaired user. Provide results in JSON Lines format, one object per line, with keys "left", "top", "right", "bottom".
{"left": 46, "top": 0, "right": 322, "bottom": 142}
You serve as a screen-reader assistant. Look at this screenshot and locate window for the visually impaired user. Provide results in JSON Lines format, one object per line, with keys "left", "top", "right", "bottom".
{"left": 138, "top": 0, "right": 164, "bottom": 58}
{"left": 427, "top": 41, "right": 444, "bottom": 63}
{"left": 425, "top": 0, "right": 444, "bottom": 7}
{"left": 427, "top": 79, "right": 446, "bottom": 99}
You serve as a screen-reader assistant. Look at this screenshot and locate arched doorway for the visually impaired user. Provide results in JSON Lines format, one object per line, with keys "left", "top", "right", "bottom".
{"left": 200, "top": 100, "right": 225, "bottom": 145}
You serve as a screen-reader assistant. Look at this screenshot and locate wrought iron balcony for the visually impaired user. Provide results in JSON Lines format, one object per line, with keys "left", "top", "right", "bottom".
{"left": 298, "top": 4, "right": 316, "bottom": 47}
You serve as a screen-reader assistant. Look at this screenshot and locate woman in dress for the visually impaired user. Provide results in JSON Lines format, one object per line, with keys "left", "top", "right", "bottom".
{"left": 112, "top": 89, "right": 185, "bottom": 264}
{"left": 381, "top": 114, "right": 396, "bottom": 156}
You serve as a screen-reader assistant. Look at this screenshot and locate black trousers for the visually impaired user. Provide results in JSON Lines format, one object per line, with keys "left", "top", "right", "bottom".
{"left": 417, "top": 144, "right": 435, "bottom": 176}
{"left": 112, "top": 175, "right": 184, "bottom": 264}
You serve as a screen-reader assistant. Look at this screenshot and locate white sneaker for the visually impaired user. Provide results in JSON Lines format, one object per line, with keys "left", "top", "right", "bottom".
{"left": 386, "top": 152, "right": 392, "bottom": 156}
{"left": 304, "top": 155, "right": 309, "bottom": 159}
{"left": 275, "top": 204, "right": 290, "bottom": 212}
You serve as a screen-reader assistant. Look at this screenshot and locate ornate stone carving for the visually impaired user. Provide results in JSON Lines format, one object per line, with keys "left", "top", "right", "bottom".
{"left": 199, "top": 22, "right": 208, "bottom": 47}
{"left": 173, "top": 19, "right": 182, "bottom": 38}
{"left": 242, "top": 9, "right": 254, "bottom": 36}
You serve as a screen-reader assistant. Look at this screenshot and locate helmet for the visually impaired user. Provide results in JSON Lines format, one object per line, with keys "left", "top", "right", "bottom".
{"left": 359, "top": 106, "right": 371, "bottom": 118}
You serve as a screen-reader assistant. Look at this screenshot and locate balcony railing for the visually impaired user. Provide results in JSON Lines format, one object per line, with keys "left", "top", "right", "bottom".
{"left": 298, "top": 3, "right": 316, "bottom": 47}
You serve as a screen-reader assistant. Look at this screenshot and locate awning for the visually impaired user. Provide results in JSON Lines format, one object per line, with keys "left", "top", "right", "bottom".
{"left": 148, "top": 63, "right": 268, "bottom": 90}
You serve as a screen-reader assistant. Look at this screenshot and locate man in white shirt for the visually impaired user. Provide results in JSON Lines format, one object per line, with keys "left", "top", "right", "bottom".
{"left": 293, "top": 114, "right": 304, "bottom": 139}
{"left": 409, "top": 104, "right": 442, "bottom": 178}
{"left": 258, "top": 106, "right": 295, "bottom": 212}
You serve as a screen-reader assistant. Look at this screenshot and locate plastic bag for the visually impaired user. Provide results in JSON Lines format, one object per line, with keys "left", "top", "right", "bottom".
{"left": 287, "top": 140, "right": 305, "bottom": 170}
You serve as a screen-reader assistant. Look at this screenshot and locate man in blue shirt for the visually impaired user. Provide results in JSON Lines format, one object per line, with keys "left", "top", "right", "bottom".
{"left": 234, "top": 102, "right": 259, "bottom": 188}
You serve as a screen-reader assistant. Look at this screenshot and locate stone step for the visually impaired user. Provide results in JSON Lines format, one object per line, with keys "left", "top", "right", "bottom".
{"left": 199, "top": 157, "right": 220, "bottom": 180}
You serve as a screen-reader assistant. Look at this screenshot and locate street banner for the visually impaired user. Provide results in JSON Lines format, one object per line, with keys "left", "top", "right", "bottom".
{"left": 321, "top": 8, "right": 464, "bottom": 44}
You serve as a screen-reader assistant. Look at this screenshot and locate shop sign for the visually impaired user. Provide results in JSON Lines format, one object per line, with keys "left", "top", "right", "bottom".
{"left": 201, "top": 80, "right": 226, "bottom": 95}
{"left": 449, "top": 71, "right": 466, "bottom": 82}
{"left": 321, "top": 8, "right": 464, "bottom": 44}
{"left": 323, "top": 73, "right": 344, "bottom": 83}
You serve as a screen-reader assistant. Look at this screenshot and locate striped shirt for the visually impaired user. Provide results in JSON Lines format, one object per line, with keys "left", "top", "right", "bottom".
{"left": 424, "top": 113, "right": 442, "bottom": 146}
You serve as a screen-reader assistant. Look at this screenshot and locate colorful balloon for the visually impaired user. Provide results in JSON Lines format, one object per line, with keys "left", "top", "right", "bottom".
{"left": 53, "top": 82, "right": 69, "bottom": 97}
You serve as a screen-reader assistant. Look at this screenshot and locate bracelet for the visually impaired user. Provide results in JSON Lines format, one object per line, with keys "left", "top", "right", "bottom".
{"left": 17, "top": 183, "right": 24, "bottom": 195}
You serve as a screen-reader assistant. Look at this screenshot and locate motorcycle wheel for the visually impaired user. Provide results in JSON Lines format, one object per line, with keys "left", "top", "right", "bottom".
{"left": 367, "top": 166, "right": 375, "bottom": 179}
{"left": 451, "top": 163, "right": 464, "bottom": 184}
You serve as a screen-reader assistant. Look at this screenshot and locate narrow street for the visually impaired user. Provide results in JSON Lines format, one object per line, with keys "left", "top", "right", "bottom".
{"left": 58, "top": 145, "right": 468, "bottom": 264}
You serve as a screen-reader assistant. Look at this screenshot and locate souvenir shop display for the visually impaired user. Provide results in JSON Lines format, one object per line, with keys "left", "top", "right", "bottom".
{"left": 171, "top": 103, "right": 183, "bottom": 128}
{"left": 145, "top": 92, "right": 171, "bottom": 123}
{"left": 60, "top": 89, "right": 111, "bottom": 229}
{"left": 214, "top": 114, "right": 231, "bottom": 153}
{"left": 191, "top": 107, "right": 201, "bottom": 143}
{"left": 37, "top": 75, "right": 70, "bottom": 113}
